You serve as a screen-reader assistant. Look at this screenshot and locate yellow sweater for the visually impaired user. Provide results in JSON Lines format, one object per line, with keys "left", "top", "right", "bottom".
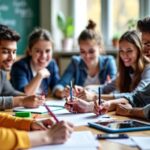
{"left": 0, "top": 113, "right": 33, "bottom": 150}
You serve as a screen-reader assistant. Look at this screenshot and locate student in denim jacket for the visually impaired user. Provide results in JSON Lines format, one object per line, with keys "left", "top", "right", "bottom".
{"left": 55, "top": 20, "right": 117, "bottom": 98}
{"left": 10, "top": 28, "right": 60, "bottom": 96}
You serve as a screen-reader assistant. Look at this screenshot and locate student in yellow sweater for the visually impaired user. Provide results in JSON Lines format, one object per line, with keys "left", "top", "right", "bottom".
{"left": 0, "top": 113, "right": 74, "bottom": 149}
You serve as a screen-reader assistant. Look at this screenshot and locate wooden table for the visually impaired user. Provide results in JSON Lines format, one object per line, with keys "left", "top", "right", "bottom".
{"left": 2, "top": 109, "right": 150, "bottom": 150}
{"left": 75, "top": 112, "right": 150, "bottom": 150}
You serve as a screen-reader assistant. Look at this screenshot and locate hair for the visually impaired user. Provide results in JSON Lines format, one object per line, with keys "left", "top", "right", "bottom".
{"left": 117, "top": 30, "right": 149, "bottom": 92}
{"left": 78, "top": 20, "right": 104, "bottom": 54}
{"left": 26, "top": 27, "right": 53, "bottom": 56}
{"left": 0, "top": 24, "right": 20, "bottom": 41}
{"left": 137, "top": 17, "right": 150, "bottom": 32}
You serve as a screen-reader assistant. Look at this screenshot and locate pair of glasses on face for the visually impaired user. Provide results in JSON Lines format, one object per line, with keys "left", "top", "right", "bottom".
{"left": 143, "top": 42, "right": 150, "bottom": 47}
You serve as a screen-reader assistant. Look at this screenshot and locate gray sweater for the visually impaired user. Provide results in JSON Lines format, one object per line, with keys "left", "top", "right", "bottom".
{"left": 123, "top": 84, "right": 150, "bottom": 120}
{"left": 0, "top": 70, "right": 22, "bottom": 110}
{"left": 101, "top": 64, "right": 150, "bottom": 99}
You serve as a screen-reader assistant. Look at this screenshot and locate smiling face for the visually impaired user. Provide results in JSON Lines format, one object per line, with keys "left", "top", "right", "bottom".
{"left": 119, "top": 40, "right": 138, "bottom": 69}
{"left": 29, "top": 40, "right": 53, "bottom": 71}
{"left": 0, "top": 40, "right": 17, "bottom": 71}
{"left": 79, "top": 39, "right": 100, "bottom": 67}
{"left": 141, "top": 32, "right": 150, "bottom": 59}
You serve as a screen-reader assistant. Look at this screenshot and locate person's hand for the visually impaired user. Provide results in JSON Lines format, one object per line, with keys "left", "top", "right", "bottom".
{"left": 21, "top": 95, "right": 45, "bottom": 108}
{"left": 30, "top": 118, "right": 55, "bottom": 131}
{"left": 116, "top": 103, "right": 133, "bottom": 116}
{"left": 94, "top": 100, "right": 110, "bottom": 116}
{"left": 76, "top": 89, "right": 97, "bottom": 101}
{"left": 37, "top": 68, "right": 50, "bottom": 79}
{"left": 64, "top": 85, "right": 84, "bottom": 98}
{"left": 46, "top": 121, "right": 74, "bottom": 144}
{"left": 65, "top": 97, "right": 94, "bottom": 113}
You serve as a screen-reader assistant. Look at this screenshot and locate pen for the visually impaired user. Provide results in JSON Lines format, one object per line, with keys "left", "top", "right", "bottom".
{"left": 70, "top": 81, "right": 73, "bottom": 101}
{"left": 98, "top": 87, "right": 101, "bottom": 105}
{"left": 43, "top": 103, "right": 59, "bottom": 123}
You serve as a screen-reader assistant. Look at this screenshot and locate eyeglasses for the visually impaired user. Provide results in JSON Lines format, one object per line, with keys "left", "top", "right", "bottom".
{"left": 142, "top": 42, "right": 150, "bottom": 47}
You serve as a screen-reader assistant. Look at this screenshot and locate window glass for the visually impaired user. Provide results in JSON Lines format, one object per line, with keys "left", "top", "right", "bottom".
{"left": 87, "top": 0, "right": 101, "bottom": 32}
{"left": 113, "top": 0, "right": 139, "bottom": 36}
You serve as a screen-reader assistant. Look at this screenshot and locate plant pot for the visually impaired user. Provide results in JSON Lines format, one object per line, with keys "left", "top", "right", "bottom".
{"left": 112, "top": 39, "right": 119, "bottom": 49}
{"left": 61, "top": 38, "right": 73, "bottom": 52}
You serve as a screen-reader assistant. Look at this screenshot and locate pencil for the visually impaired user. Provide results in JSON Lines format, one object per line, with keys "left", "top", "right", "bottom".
{"left": 43, "top": 103, "right": 59, "bottom": 123}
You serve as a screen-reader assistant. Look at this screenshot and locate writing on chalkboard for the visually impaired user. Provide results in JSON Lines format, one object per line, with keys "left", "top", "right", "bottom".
{"left": 0, "top": 0, "right": 39, "bottom": 54}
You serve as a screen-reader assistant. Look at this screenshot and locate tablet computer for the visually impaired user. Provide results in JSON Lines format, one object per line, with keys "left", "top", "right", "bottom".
{"left": 88, "top": 120, "right": 150, "bottom": 133}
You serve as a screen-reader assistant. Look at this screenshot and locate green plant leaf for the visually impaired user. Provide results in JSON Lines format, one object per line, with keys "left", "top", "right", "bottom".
{"left": 57, "top": 12, "right": 74, "bottom": 38}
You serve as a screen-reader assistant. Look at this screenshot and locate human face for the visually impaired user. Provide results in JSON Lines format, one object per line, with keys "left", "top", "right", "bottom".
{"left": 0, "top": 40, "right": 17, "bottom": 71}
{"left": 29, "top": 40, "right": 52, "bottom": 71}
{"left": 119, "top": 40, "right": 138, "bottom": 69}
{"left": 141, "top": 32, "right": 150, "bottom": 58}
{"left": 79, "top": 40, "right": 100, "bottom": 67}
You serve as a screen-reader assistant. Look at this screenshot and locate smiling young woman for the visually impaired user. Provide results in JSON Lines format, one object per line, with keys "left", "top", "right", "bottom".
{"left": 10, "top": 28, "right": 60, "bottom": 97}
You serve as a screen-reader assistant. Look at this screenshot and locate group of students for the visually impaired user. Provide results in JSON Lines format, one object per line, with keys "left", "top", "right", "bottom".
{"left": 1, "top": 16, "right": 150, "bottom": 149}
{"left": 65, "top": 17, "right": 150, "bottom": 120}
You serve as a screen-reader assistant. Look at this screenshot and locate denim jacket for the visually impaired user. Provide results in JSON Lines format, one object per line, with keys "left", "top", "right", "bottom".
{"left": 55, "top": 55, "right": 117, "bottom": 90}
{"left": 10, "top": 56, "right": 60, "bottom": 95}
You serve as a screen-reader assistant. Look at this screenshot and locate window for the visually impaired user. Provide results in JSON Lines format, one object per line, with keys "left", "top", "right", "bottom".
{"left": 112, "top": 0, "right": 139, "bottom": 36}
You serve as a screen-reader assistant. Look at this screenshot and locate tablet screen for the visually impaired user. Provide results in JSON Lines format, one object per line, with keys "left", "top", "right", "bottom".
{"left": 95, "top": 120, "right": 150, "bottom": 129}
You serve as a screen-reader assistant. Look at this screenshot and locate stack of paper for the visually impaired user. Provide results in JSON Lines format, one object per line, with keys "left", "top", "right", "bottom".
{"left": 30, "top": 131, "right": 99, "bottom": 150}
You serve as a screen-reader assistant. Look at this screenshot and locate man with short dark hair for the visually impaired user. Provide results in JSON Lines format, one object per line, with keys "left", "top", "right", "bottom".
{"left": 0, "top": 24, "right": 44, "bottom": 110}
{"left": 137, "top": 17, "right": 150, "bottom": 58}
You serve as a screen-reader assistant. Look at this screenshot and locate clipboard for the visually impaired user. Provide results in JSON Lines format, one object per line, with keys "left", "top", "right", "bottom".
{"left": 88, "top": 119, "right": 150, "bottom": 133}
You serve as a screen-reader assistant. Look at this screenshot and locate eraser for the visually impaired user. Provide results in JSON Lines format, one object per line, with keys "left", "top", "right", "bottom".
{"left": 15, "top": 112, "right": 31, "bottom": 118}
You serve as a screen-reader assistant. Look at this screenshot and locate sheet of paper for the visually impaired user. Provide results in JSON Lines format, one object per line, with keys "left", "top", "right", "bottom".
{"left": 108, "top": 138, "right": 136, "bottom": 147}
{"left": 30, "top": 131, "right": 99, "bottom": 150}
{"left": 45, "top": 99, "right": 65, "bottom": 107}
{"left": 53, "top": 109, "right": 113, "bottom": 126}
{"left": 13, "top": 106, "right": 63, "bottom": 114}
{"left": 131, "top": 136, "right": 150, "bottom": 150}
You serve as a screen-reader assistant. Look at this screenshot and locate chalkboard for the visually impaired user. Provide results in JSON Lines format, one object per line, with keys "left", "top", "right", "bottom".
{"left": 0, "top": 0, "right": 40, "bottom": 54}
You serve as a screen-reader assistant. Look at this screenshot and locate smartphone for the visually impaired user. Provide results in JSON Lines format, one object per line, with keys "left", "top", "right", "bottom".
{"left": 97, "top": 133, "right": 129, "bottom": 139}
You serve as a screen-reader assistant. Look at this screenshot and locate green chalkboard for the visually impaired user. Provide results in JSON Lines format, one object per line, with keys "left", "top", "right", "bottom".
{"left": 0, "top": 0, "right": 40, "bottom": 54}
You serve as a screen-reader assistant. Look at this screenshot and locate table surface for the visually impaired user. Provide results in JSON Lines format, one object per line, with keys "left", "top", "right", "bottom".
{"left": 2, "top": 107, "right": 150, "bottom": 150}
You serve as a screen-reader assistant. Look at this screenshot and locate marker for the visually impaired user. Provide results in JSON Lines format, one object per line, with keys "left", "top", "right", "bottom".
{"left": 43, "top": 103, "right": 59, "bottom": 123}
{"left": 70, "top": 81, "right": 73, "bottom": 101}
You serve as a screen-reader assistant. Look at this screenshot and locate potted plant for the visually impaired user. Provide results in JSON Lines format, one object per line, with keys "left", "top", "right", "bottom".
{"left": 127, "top": 18, "right": 137, "bottom": 30}
{"left": 112, "top": 32, "right": 120, "bottom": 48}
{"left": 57, "top": 12, "right": 74, "bottom": 51}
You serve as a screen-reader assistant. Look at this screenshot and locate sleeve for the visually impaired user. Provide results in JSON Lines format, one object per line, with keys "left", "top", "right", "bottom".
{"left": 54, "top": 57, "right": 76, "bottom": 91}
{"left": 0, "top": 127, "right": 31, "bottom": 149}
{"left": 49, "top": 60, "right": 60, "bottom": 92}
{"left": 143, "top": 104, "right": 150, "bottom": 120}
{"left": 123, "top": 84, "right": 150, "bottom": 107}
{"left": 0, "top": 113, "right": 33, "bottom": 131}
{"left": 1, "top": 70, "right": 22, "bottom": 96}
{"left": 106, "top": 56, "right": 117, "bottom": 80}
{"left": 10, "top": 62, "right": 30, "bottom": 92}
{"left": 0, "top": 96, "right": 13, "bottom": 110}
{"left": 101, "top": 78, "right": 116, "bottom": 94}
{"left": 114, "top": 65, "right": 150, "bottom": 99}
{"left": 132, "top": 65, "right": 150, "bottom": 92}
